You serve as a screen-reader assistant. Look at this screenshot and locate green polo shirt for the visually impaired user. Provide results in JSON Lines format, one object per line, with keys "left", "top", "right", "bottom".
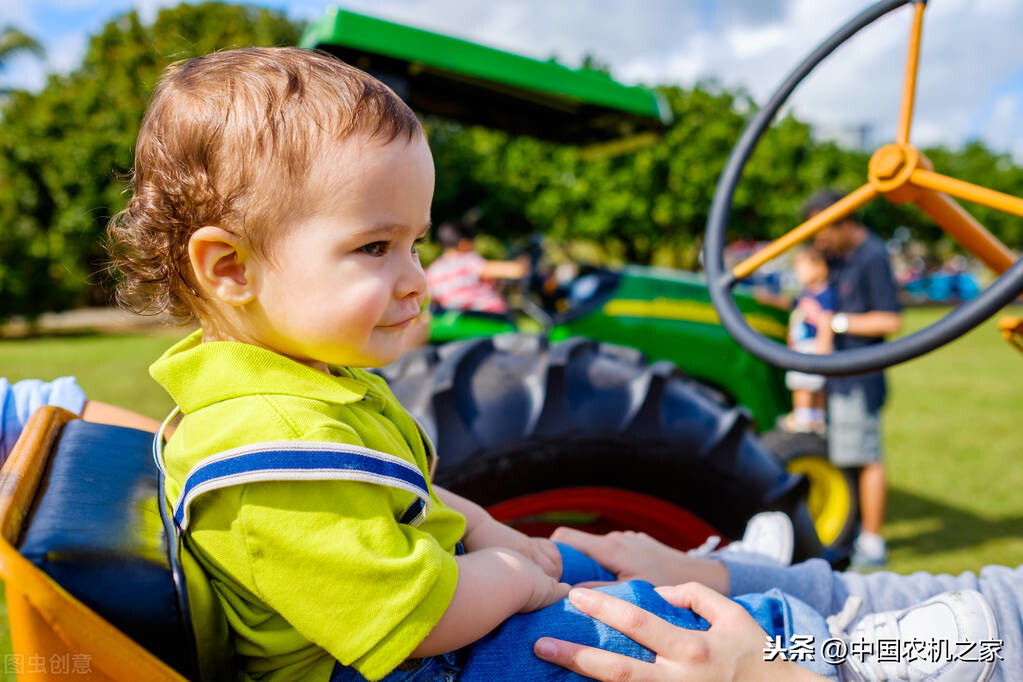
{"left": 151, "top": 331, "right": 465, "bottom": 681}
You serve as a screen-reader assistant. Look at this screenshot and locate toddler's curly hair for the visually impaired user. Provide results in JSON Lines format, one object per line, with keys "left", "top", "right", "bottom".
{"left": 107, "top": 47, "right": 422, "bottom": 321}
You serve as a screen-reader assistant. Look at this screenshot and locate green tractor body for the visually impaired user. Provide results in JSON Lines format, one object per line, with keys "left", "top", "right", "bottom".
{"left": 430, "top": 265, "right": 790, "bottom": 431}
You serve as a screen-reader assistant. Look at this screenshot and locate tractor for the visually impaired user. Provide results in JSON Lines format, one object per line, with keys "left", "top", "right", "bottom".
{"left": 1, "top": 1, "right": 1019, "bottom": 680}
{"left": 299, "top": 6, "right": 832, "bottom": 563}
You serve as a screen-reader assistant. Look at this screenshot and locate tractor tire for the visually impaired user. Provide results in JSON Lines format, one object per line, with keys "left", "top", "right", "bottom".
{"left": 377, "top": 334, "right": 823, "bottom": 562}
{"left": 761, "top": 430, "right": 859, "bottom": 568}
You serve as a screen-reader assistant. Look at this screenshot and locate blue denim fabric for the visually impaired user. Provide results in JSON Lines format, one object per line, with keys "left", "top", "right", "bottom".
{"left": 555, "top": 542, "right": 616, "bottom": 584}
{"left": 330, "top": 651, "right": 462, "bottom": 682}
{"left": 462, "top": 581, "right": 836, "bottom": 680}
{"left": 331, "top": 581, "right": 836, "bottom": 681}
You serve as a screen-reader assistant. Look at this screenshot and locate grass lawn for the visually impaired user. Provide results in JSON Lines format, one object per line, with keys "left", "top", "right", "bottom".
{"left": 883, "top": 305, "right": 1023, "bottom": 575}
{"left": 0, "top": 307, "right": 1020, "bottom": 671}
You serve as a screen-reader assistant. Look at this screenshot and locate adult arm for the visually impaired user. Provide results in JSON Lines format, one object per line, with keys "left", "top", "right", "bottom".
{"left": 480, "top": 256, "right": 529, "bottom": 281}
{"left": 553, "top": 531, "right": 1014, "bottom": 621}
{"left": 726, "top": 556, "right": 1023, "bottom": 619}
{"left": 555, "top": 526, "right": 1023, "bottom": 624}
{"left": 799, "top": 304, "right": 902, "bottom": 339}
{"left": 533, "top": 583, "right": 826, "bottom": 681}
{"left": 836, "top": 310, "right": 902, "bottom": 337}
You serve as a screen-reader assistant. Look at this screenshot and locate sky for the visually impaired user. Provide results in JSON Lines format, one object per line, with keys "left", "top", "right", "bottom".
{"left": 3, "top": 0, "right": 1023, "bottom": 158}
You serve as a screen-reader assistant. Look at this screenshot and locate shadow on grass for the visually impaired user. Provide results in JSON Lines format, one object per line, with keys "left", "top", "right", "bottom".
{"left": 886, "top": 486, "right": 1023, "bottom": 554}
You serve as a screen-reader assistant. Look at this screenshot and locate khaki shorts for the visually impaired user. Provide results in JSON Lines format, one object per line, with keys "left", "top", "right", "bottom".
{"left": 827, "top": 387, "right": 882, "bottom": 467}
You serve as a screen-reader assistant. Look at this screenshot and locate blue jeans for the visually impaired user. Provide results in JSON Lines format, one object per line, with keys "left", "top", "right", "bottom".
{"left": 332, "top": 546, "right": 837, "bottom": 681}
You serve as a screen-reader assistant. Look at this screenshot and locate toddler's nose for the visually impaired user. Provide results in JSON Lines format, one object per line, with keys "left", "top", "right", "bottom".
{"left": 397, "top": 258, "right": 427, "bottom": 300}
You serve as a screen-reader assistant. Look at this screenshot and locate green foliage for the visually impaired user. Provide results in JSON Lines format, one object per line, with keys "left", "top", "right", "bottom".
{"left": 0, "top": 3, "right": 300, "bottom": 321}
{"left": 3, "top": 3, "right": 1023, "bottom": 322}
{"left": 426, "top": 83, "right": 1023, "bottom": 269}
{"left": 0, "top": 26, "right": 44, "bottom": 68}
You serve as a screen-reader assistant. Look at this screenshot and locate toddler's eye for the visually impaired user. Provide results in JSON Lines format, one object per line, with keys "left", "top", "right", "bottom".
{"left": 412, "top": 237, "right": 426, "bottom": 256}
{"left": 359, "top": 241, "right": 388, "bottom": 257}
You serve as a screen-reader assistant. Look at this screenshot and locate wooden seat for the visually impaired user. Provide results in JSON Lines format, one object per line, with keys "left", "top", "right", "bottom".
{"left": 0, "top": 407, "right": 230, "bottom": 681}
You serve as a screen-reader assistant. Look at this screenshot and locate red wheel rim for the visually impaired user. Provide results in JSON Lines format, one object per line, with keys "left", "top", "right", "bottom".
{"left": 487, "top": 486, "right": 721, "bottom": 551}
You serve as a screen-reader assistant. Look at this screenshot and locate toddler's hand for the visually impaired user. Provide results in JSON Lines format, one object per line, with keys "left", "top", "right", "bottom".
{"left": 519, "top": 559, "right": 571, "bottom": 613}
{"left": 798, "top": 297, "right": 830, "bottom": 327}
{"left": 524, "top": 536, "right": 562, "bottom": 581}
{"left": 493, "top": 547, "right": 570, "bottom": 613}
{"left": 466, "top": 519, "right": 562, "bottom": 580}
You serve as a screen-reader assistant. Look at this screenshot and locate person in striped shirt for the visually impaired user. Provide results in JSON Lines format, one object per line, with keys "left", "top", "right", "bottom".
{"left": 425, "top": 220, "right": 528, "bottom": 313}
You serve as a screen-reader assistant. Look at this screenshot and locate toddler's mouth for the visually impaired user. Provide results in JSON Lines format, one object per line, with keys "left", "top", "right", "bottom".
{"left": 379, "top": 316, "right": 416, "bottom": 329}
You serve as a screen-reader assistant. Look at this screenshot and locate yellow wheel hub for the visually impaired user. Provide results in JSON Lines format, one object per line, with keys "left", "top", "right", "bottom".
{"left": 786, "top": 456, "right": 852, "bottom": 547}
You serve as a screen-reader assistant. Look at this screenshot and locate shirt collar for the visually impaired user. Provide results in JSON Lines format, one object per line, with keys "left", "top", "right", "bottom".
{"left": 150, "top": 330, "right": 368, "bottom": 413}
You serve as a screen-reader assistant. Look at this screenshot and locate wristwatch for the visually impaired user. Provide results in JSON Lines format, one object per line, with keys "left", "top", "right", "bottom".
{"left": 830, "top": 313, "right": 850, "bottom": 334}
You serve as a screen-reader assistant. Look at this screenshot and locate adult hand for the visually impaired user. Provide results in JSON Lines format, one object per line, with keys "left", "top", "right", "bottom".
{"left": 549, "top": 527, "right": 728, "bottom": 592}
{"left": 534, "top": 583, "right": 824, "bottom": 681}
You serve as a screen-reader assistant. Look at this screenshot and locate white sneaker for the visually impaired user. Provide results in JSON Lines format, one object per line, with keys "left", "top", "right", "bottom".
{"left": 828, "top": 590, "right": 999, "bottom": 681}
{"left": 850, "top": 532, "right": 887, "bottom": 569}
{"left": 688, "top": 511, "right": 794, "bottom": 567}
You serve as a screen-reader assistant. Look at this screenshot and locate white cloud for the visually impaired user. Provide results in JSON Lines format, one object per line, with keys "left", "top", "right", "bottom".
{"left": 981, "top": 91, "right": 1022, "bottom": 151}
{"left": 0, "top": 1, "right": 32, "bottom": 26}
{"left": 0, "top": 53, "right": 46, "bottom": 91}
{"left": 46, "top": 31, "right": 87, "bottom": 74}
{"left": 131, "top": 0, "right": 176, "bottom": 24}
{"left": 726, "top": 24, "right": 788, "bottom": 60}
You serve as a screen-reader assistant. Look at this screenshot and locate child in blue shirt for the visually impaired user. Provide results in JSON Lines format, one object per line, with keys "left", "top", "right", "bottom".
{"left": 783, "top": 248, "right": 835, "bottom": 433}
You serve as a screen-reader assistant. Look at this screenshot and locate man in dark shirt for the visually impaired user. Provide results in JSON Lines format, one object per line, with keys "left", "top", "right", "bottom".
{"left": 800, "top": 190, "right": 903, "bottom": 567}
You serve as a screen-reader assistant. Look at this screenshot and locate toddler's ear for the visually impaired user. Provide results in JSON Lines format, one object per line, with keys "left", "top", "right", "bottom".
{"left": 188, "top": 226, "right": 255, "bottom": 306}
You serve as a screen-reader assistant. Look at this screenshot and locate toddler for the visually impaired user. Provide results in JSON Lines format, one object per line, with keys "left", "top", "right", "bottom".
{"left": 782, "top": 247, "right": 835, "bottom": 433}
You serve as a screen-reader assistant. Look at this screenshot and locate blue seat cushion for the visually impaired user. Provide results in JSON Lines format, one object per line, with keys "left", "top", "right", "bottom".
{"left": 18, "top": 419, "right": 191, "bottom": 675}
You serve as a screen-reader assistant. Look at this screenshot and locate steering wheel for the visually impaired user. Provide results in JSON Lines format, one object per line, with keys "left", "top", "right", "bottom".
{"left": 704, "top": 0, "right": 1023, "bottom": 375}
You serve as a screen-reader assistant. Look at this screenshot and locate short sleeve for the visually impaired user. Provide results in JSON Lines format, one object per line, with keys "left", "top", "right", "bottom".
{"left": 819, "top": 287, "right": 836, "bottom": 312}
{"left": 236, "top": 427, "right": 458, "bottom": 680}
{"left": 1, "top": 376, "right": 87, "bottom": 463}
{"left": 866, "top": 252, "right": 901, "bottom": 313}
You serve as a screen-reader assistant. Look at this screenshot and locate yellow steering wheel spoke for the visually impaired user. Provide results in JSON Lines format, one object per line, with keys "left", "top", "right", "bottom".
{"left": 907, "top": 170, "right": 1020, "bottom": 274}
{"left": 896, "top": 1, "right": 926, "bottom": 144}
{"left": 731, "top": 184, "right": 877, "bottom": 281}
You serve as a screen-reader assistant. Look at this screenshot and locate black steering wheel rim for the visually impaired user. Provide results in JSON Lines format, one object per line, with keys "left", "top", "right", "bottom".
{"left": 704, "top": 0, "right": 1023, "bottom": 376}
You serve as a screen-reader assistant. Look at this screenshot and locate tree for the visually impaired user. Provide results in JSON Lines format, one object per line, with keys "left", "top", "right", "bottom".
{"left": 0, "top": 3, "right": 300, "bottom": 320}
{"left": 0, "top": 26, "right": 43, "bottom": 67}
{"left": 1, "top": 4, "right": 1019, "bottom": 323}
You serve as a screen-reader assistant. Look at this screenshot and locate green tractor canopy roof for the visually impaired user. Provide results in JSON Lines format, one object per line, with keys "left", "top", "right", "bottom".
{"left": 300, "top": 6, "right": 672, "bottom": 143}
